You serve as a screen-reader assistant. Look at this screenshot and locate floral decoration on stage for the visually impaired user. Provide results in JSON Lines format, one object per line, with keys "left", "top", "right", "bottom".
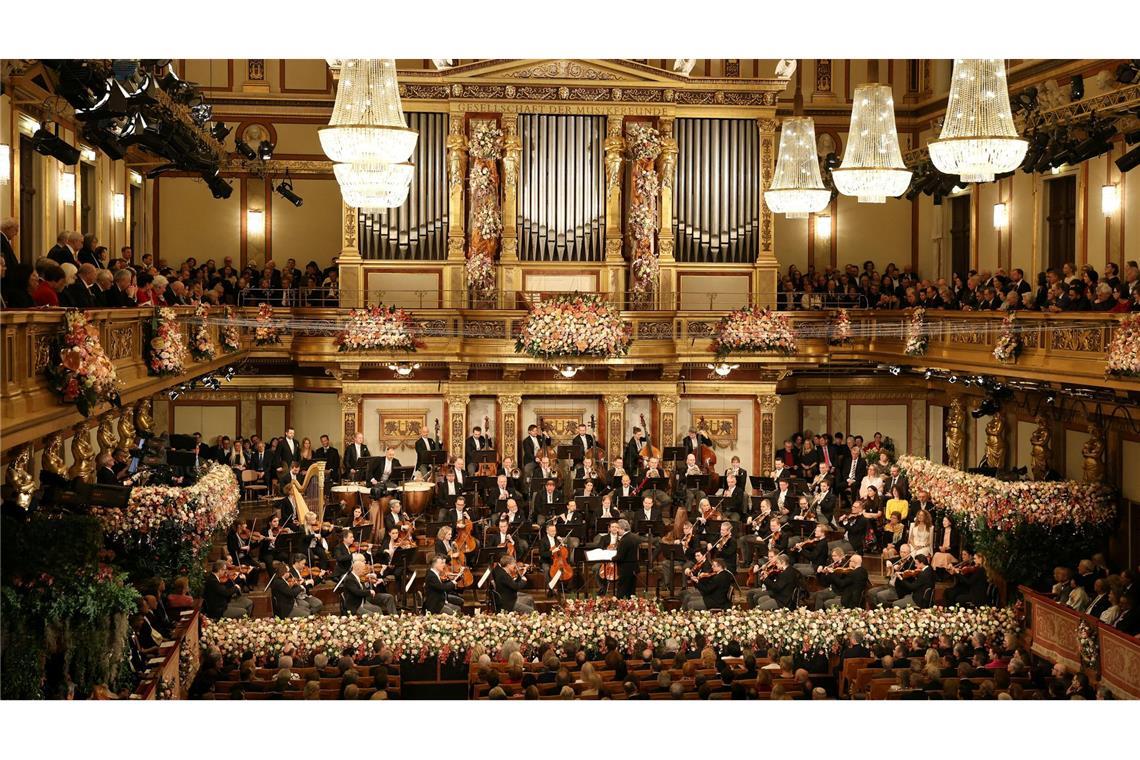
{"left": 465, "top": 121, "right": 503, "bottom": 306}
{"left": 898, "top": 456, "right": 1115, "bottom": 530}
{"left": 221, "top": 306, "right": 241, "bottom": 353}
{"left": 465, "top": 250, "right": 497, "bottom": 303}
{"left": 627, "top": 122, "right": 662, "bottom": 305}
{"left": 92, "top": 463, "right": 239, "bottom": 555}
{"left": 903, "top": 306, "right": 928, "bottom": 356}
{"left": 188, "top": 302, "right": 217, "bottom": 361}
{"left": 46, "top": 309, "right": 122, "bottom": 417}
{"left": 202, "top": 603, "right": 1019, "bottom": 665}
{"left": 992, "top": 312, "right": 1022, "bottom": 363}
{"left": 337, "top": 304, "right": 423, "bottom": 353}
{"left": 1106, "top": 314, "right": 1139, "bottom": 377}
{"left": 713, "top": 306, "right": 797, "bottom": 358}
{"left": 829, "top": 308, "right": 852, "bottom": 345}
{"left": 514, "top": 293, "right": 631, "bottom": 360}
{"left": 253, "top": 303, "right": 280, "bottom": 346}
{"left": 146, "top": 307, "right": 187, "bottom": 376}
{"left": 1078, "top": 618, "right": 1099, "bottom": 671}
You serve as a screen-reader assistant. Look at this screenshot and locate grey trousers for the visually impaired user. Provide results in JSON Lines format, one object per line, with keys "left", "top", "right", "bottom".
{"left": 222, "top": 597, "right": 254, "bottom": 618}
{"left": 871, "top": 585, "right": 899, "bottom": 605}
{"left": 892, "top": 594, "right": 917, "bottom": 608}
{"left": 512, "top": 594, "right": 536, "bottom": 614}
{"left": 299, "top": 595, "right": 323, "bottom": 614}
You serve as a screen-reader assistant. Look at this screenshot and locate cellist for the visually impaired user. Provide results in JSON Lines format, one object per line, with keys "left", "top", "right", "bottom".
{"left": 593, "top": 521, "right": 622, "bottom": 596}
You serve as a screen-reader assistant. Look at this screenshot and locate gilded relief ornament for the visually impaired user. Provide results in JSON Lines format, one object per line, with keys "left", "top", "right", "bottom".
{"left": 117, "top": 406, "right": 136, "bottom": 445}
{"left": 135, "top": 397, "right": 154, "bottom": 435}
{"left": 6, "top": 443, "right": 36, "bottom": 508}
{"left": 946, "top": 397, "right": 966, "bottom": 470}
{"left": 604, "top": 130, "right": 626, "bottom": 200}
{"left": 1029, "top": 415, "right": 1052, "bottom": 481}
{"left": 42, "top": 433, "right": 66, "bottom": 477}
{"left": 97, "top": 412, "right": 118, "bottom": 456}
{"left": 70, "top": 420, "right": 97, "bottom": 483}
{"left": 502, "top": 121, "right": 522, "bottom": 191}
{"left": 983, "top": 413, "right": 1007, "bottom": 471}
{"left": 1082, "top": 422, "right": 1106, "bottom": 484}
{"left": 446, "top": 119, "right": 468, "bottom": 190}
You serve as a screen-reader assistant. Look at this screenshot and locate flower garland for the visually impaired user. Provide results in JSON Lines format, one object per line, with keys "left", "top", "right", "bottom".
{"left": 992, "top": 312, "right": 1022, "bottom": 363}
{"left": 514, "top": 293, "right": 631, "bottom": 360}
{"left": 465, "top": 252, "right": 496, "bottom": 302}
{"left": 469, "top": 121, "right": 504, "bottom": 161}
{"left": 202, "top": 604, "right": 1020, "bottom": 665}
{"left": 336, "top": 304, "right": 423, "bottom": 353}
{"left": 188, "top": 302, "right": 217, "bottom": 362}
{"left": 467, "top": 121, "right": 504, "bottom": 271}
{"left": 897, "top": 456, "right": 1115, "bottom": 531}
{"left": 46, "top": 309, "right": 122, "bottom": 417}
{"left": 91, "top": 463, "right": 240, "bottom": 555}
{"left": 713, "top": 306, "right": 797, "bottom": 358}
{"left": 221, "top": 306, "right": 241, "bottom": 353}
{"left": 904, "top": 306, "right": 928, "bottom": 356}
{"left": 1077, "top": 618, "right": 1099, "bottom": 671}
{"left": 829, "top": 308, "right": 852, "bottom": 345}
{"left": 253, "top": 303, "right": 280, "bottom": 346}
{"left": 626, "top": 122, "right": 663, "bottom": 161}
{"left": 627, "top": 123, "right": 662, "bottom": 303}
{"left": 1106, "top": 313, "right": 1140, "bottom": 377}
{"left": 147, "top": 307, "right": 187, "bottom": 376}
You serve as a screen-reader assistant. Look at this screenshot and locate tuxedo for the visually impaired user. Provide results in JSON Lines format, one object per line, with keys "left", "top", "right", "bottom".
{"left": 831, "top": 566, "right": 869, "bottom": 608}
{"left": 625, "top": 435, "right": 648, "bottom": 470}
{"left": 771, "top": 465, "right": 793, "bottom": 482}
{"left": 492, "top": 565, "right": 529, "bottom": 612}
{"left": 343, "top": 442, "right": 371, "bottom": 478}
{"left": 634, "top": 506, "right": 662, "bottom": 525}
{"left": 61, "top": 280, "right": 97, "bottom": 309}
{"left": 695, "top": 569, "right": 734, "bottom": 610}
{"left": 370, "top": 457, "right": 400, "bottom": 485}
{"left": 717, "top": 484, "right": 745, "bottom": 515}
{"left": 315, "top": 446, "right": 340, "bottom": 478}
{"left": 536, "top": 533, "right": 564, "bottom": 565}
{"left": 895, "top": 566, "right": 936, "bottom": 608}
{"left": 614, "top": 531, "right": 640, "bottom": 598}
{"left": 884, "top": 473, "right": 909, "bottom": 499}
{"left": 768, "top": 487, "right": 793, "bottom": 513}
{"left": 203, "top": 574, "right": 242, "bottom": 619}
{"left": 436, "top": 478, "right": 464, "bottom": 505}
{"left": 275, "top": 437, "right": 299, "bottom": 469}
{"left": 464, "top": 435, "right": 488, "bottom": 468}
{"left": 424, "top": 569, "right": 458, "bottom": 614}
{"left": 762, "top": 566, "right": 800, "bottom": 609}
{"left": 332, "top": 543, "right": 355, "bottom": 579}
{"left": 269, "top": 574, "right": 304, "bottom": 618}
{"left": 276, "top": 495, "right": 299, "bottom": 528}
{"left": 104, "top": 286, "right": 137, "bottom": 308}
{"left": 521, "top": 434, "right": 549, "bottom": 467}
{"left": 571, "top": 433, "right": 596, "bottom": 462}
{"left": 1, "top": 231, "right": 16, "bottom": 270}
{"left": 708, "top": 536, "right": 738, "bottom": 573}
{"left": 96, "top": 465, "right": 121, "bottom": 485}
{"left": 535, "top": 489, "right": 565, "bottom": 514}
{"left": 812, "top": 490, "right": 837, "bottom": 520}
{"left": 340, "top": 572, "right": 375, "bottom": 614}
{"left": 682, "top": 433, "right": 713, "bottom": 457}
{"left": 414, "top": 436, "right": 440, "bottom": 469}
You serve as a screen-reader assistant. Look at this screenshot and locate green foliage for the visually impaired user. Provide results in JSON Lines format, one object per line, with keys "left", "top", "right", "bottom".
{"left": 964, "top": 517, "right": 1108, "bottom": 588}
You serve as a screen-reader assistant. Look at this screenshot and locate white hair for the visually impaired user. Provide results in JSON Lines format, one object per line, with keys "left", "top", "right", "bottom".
{"left": 151, "top": 274, "right": 169, "bottom": 289}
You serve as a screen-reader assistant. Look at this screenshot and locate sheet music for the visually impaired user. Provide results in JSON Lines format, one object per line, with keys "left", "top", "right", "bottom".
{"left": 585, "top": 548, "right": 617, "bottom": 561}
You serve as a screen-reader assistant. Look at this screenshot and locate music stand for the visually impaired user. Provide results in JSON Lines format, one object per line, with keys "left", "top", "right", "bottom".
{"left": 420, "top": 448, "right": 448, "bottom": 480}
{"left": 350, "top": 456, "right": 376, "bottom": 482}
{"left": 663, "top": 446, "right": 685, "bottom": 464}
{"left": 684, "top": 474, "right": 709, "bottom": 491}
{"left": 556, "top": 445, "right": 582, "bottom": 464}
{"left": 618, "top": 496, "right": 641, "bottom": 513}
{"left": 575, "top": 495, "right": 601, "bottom": 519}
{"left": 658, "top": 541, "right": 687, "bottom": 598}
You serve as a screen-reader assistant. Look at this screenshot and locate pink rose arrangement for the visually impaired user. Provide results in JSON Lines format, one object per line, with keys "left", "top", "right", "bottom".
{"left": 992, "top": 312, "right": 1022, "bottom": 363}
{"left": 830, "top": 308, "right": 852, "bottom": 345}
{"left": 714, "top": 306, "right": 797, "bottom": 358}
{"left": 1106, "top": 313, "right": 1140, "bottom": 377}
{"left": 47, "top": 309, "right": 122, "bottom": 417}
{"left": 465, "top": 252, "right": 496, "bottom": 301}
{"left": 515, "top": 293, "right": 632, "bottom": 359}
{"left": 253, "top": 303, "right": 280, "bottom": 345}
{"left": 188, "top": 302, "right": 217, "bottom": 361}
{"left": 337, "top": 304, "right": 423, "bottom": 352}
{"left": 221, "top": 306, "right": 241, "bottom": 352}
{"left": 904, "top": 307, "right": 928, "bottom": 356}
{"left": 147, "top": 307, "right": 187, "bottom": 376}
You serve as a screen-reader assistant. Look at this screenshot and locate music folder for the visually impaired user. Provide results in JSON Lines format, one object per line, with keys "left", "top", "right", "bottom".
{"left": 642, "top": 477, "right": 669, "bottom": 492}
{"left": 585, "top": 548, "right": 616, "bottom": 562}
{"left": 684, "top": 474, "right": 707, "bottom": 489}
{"left": 618, "top": 496, "right": 641, "bottom": 511}
{"left": 751, "top": 475, "right": 776, "bottom": 492}
{"left": 421, "top": 449, "right": 449, "bottom": 466}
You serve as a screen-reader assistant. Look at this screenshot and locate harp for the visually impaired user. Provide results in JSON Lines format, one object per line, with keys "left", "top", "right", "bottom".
{"left": 287, "top": 461, "right": 327, "bottom": 527}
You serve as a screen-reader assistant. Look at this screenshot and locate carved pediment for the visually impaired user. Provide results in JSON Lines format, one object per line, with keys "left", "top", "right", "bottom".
{"left": 406, "top": 59, "right": 696, "bottom": 85}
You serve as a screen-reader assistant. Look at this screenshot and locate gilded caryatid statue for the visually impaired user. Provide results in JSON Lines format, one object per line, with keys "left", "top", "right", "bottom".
{"left": 501, "top": 121, "right": 522, "bottom": 191}
{"left": 97, "top": 412, "right": 118, "bottom": 456}
{"left": 984, "top": 413, "right": 1007, "bottom": 471}
{"left": 945, "top": 397, "right": 966, "bottom": 470}
{"left": 1029, "top": 416, "right": 1052, "bottom": 481}
{"left": 117, "top": 406, "right": 136, "bottom": 447}
{"left": 658, "top": 129, "right": 678, "bottom": 189}
{"left": 1082, "top": 422, "right": 1106, "bottom": 484}
{"left": 603, "top": 122, "right": 625, "bottom": 200}
{"left": 69, "top": 420, "right": 96, "bottom": 483}
{"left": 135, "top": 397, "right": 154, "bottom": 435}
{"left": 445, "top": 120, "right": 468, "bottom": 190}
{"left": 6, "top": 443, "right": 36, "bottom": 508}
{"left": 42, "top": 432, "right": 66, "bottom": 478}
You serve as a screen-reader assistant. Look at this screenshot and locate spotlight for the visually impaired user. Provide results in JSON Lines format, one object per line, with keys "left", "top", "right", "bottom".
{"left": 971, "top": 397, "right": 1001, "bottom": 418}
{"left": 1117, "top": 143, "right": 1140, "bottom": 174}
{"left": 923, "top": 369, "right": 933, "bottom": 380}
{"left": 889, "top": 365, "right": 901, "bottom": 376}
{"left": 128, "top": 73, "right": 162, "bottom": 106}
{"left": 1070, "top": 74, "right": 1084, "bottom": 102}
{"left": 168, "top": 389, "right": 181, "bottom": 400}
{"left": 202, "top": 169, "right": 232, "bottom": 199}
{"left": 189, "top": 103, "right": 212, "bottom": 127}
{"left": 31, "top": 126, "right": 81, "bottom": 165}
{"left": 223, "top": 366, "right": 236, "bottom": 381}
{"left": 275, "top": 174, "right": 303, "bottom": 207}
{"left": 1116, "top": 61, "right": 1139, "bottom": 85}
{"left": 823, "top": 151, "right": 841, "bottom": 171}
{"left": 257, "top": 140, "right": 274, "bottom": 161}
{"left": 234, "top": 139, "right": 257, "bottom": 161}
{"left": 211, "top": 122, "right": 231, "bottom": 142}
{"left": 74, "top": 79, "right": 132, "bottom": 121}
{"left": 948, "top": 375, "right": 958, "bottom": 384}
{"left": 1045, "top": 395, "right": 1055, "bottom": 405}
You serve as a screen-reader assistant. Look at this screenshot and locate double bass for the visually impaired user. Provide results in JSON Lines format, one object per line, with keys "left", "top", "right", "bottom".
{"left": 476, "top": 414, "right": 498, "bottom": 478}
{"left": 585, "top": 415, "right": 607, "bottom": 466}
{"left": 535, "top": 416, "right": 559, "bottom": 461}
{"left": 696, "top": 416, "right": 720, "bottom": 492}
{"left": 638, "top": 412, "right": 661, "bottom": 465}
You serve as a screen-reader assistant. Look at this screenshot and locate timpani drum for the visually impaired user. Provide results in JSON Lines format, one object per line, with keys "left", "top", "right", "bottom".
{"left": 400, "top": 481, "right": 435, "bottom": 516}
{"left": 332, "top": 484, "right": 370, "bottom": 516}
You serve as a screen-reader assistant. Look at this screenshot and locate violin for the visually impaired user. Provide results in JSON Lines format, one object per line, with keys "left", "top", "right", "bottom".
{"left": 792, "top": 535, "right": 824, "bottom": 553}
{"left": 692, "top": 535, "right": 729, "bottom": 575}
{"left": 237, "top": 525, "right": 264, "bottom": 543}
{"left": 225, "top": 564, "right": 252, "bottom": 582}
{"left": 508, "top": 562, "right": 531, "bottom": 580}
{"left": 951, "top": 561, "right": 980, "bottom": 576}
{"left": 699, "top": 501, "right": 723, "bottom": 522}
{"left": 819, "top": 554, "right": 853, "bottom": 575}
{"left": 301, "top": 566, "right": 325, "bottom": 580}
{"left": 748, "top": 558, "right": 779, "bottom": 587}
{"left": 548, "top": 536, "right": 575, "bottom": 582}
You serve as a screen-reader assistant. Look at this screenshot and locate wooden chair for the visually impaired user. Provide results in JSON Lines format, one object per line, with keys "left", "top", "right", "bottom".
{"left": 241, "top": 468, "right": 269, "bottom": 501}
{"left": 840, "top": 657, "right": 875, "bottom": 696}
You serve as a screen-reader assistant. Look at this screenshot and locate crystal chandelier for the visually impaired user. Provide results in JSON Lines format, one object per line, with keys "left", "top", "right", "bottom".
{"left": 553, "top": 364, "right": 583, "bottom": 379}
{"left": 832, "top": 84, "right": 912, "bottom": 203}
{"left": 333, "top": 160, "right": 414, "bottom": 211}
{"left": 764, "top": 117, "right": 832, "bottom": 218}
{"left": 928, "top": 59, "right": 1027, "bottom": 184}
{"left": 707, "top": 362, "right": 739, "bottom": 378}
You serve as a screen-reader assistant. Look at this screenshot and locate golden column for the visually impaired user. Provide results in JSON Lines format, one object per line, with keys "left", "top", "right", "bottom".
{"left": 497, "top": 393, "right": 522, "bottom": 462}
{"left": 339, "top": 393, "right": 360, "bottom": 450}
{"left": 756, "top": 117, "right": 779, "bottom": 307}
{"left": 604, "top": 394, "right": 628, "bottom": 463}
{"left": 500, "top": 115, "right": 522, "bottom": 302}
{"left": 446, "top": 393, "right": 470, "bottom": 459}
{"left": 69, "top": 420, "right": 96, "bottom": 483}
{"left": 757, "top": 394, "right": 781, "bottom": 474}
{"left": 97, "top": 411, "right": 118, "bottom": 458}
{"left": 657, "top": 394, "right": 679, "bottom": 448}
{"left": 603, "top": 115, "right": 627, "bottom": 298}
{"left": 444, "top": 112, "right": 469, "bottom": 308}
{"left": 657, "top": 116, "right": 678, "bottom": 308}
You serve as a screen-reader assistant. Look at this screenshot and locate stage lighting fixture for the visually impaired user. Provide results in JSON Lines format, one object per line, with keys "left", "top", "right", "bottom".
{"left": 128, "top": 74, "right": 162, "bottom": 106}
{"left": 31, "top": 126, "right": 81, "bottom": 165}
{"left": 1117, "top": 143, "right": 1140, "bottom": 174}
{"left": 1116, "top": 61, "right": 1139, "bottom": 85}
{"left": 189, "top": 103, "right": 212, "bottom": 127}
{"left": 948, "top": 375, "right": 958, "bottom": 384}
{"left": 74, "top": 79, "right": 132, "bottom": 122}
{"left": 257, "top": 140, "right": 274, "bottom": 161}
{"left": 211, "top": 122, "right": 231, "bottom": 142}
{"left": 275, "top": 174, "right": 303, "bottom": 207}
{"left": 889, "top": 365, "right": 901, "bottom": 376}
{"left": 1070, "top": 75, "right": 1084, "bottom": 101}
{"left": 202, "top": 170, "right": 233, "bottom": 199}
{"left": 234, "top": 139, "right": 257, "bottom": 161}
{"left": 223, "top": 366, "right": 236, "bottom": 381}
{"left": 81, "top": 123, "right": 127, "bottom": 161}
{"left": 971, "top": 397, "right": 1001, "bottom": 418}
{"left": 923, "top": 369, "right": 934, "bottom": 380}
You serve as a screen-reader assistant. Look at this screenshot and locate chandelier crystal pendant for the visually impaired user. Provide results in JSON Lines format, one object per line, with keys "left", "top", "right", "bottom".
{"left": 831, "top": 84, "right": 912, "bottom": 203}
{"left": 764, "top": 116, "right": 832, "bottom": 218}
{"left": 928, "top": 59, "right": 1027, "bottom": 184}
{"left": 333, "top": 160, "right": 415, "bottom": 211}
{"left": 320, "top": 59, "right": 418, "bottom": 164}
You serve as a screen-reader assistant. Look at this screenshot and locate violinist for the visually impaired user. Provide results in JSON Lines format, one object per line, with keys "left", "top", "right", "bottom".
{"left": 384, "top": 498, "right": 408, "bottom": 535}
{"left": 811, "top": 478, "right": 838, "bottom": 528}
{"left": 837, "top": 499, "right": 882, "bottom": 554}
{"left": 658, "top": 520, "right": 699, "bottom": 596}
{"left": 226, "top": 520, "right": 257, "bottom": 571}
{"left": 890, "top": 553, "right": 934, "bottom": 608}
{"left": 740, "top": 500, "right": 775, "bottom": 565}
{"left": 424, "top": 555, "right": 462, "bottom": 615}
{"left": 943, "top": 550, "right": 989, "bottom": 607}
{"left": 764, "top": 517, "right": 788, "bottom": 557}
{"left": 377, "top": 527, "right": 410, "bottom": 584}
{"left": 682, "top": 557, "right": 733, "bottom": 611}
{"left": 492, "top": 555, "right": 536, "bottom": 613}
{"left": 871, "top": 543, "right": 914, "bottom": 605}
{"left": 203, "top": 560, "right": 253, "bottom": 619}
{"left": 715, "top": 473, "right": 746, "bottom": 520}
{"left": 341, "top": 559, "right": 396, "bottom": 615}
{"left": 816, "top": 553, "right": 867, "bottom": 609}
{"left": 288, "top": 555, "right": 326, "bottom": 615}
{"left": 303, "top": 512, "right": 331, "bottom": 564}
{"left": 704, "top": 521, "right": 738, "bottom": 573}
{"left": 331, "top": 531, "right": 357, "bottom": 581}
{"left": 270, "top": 561, "right": 312, "bottom": 618}
{"left": 262, "top": 514, "right": 293, "bottom": 564}
{"left": 791, "top": 525, "right": 830, "bottom": 577}
{"left": 748, "top": 553, "right": 799, "bottom": 610}
{"left": 810, "top": 547, "right": 852, "bottom": 607}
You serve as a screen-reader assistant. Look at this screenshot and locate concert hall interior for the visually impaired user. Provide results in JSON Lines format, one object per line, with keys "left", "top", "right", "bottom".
{"left": 2, "top": 5, "right": 1140, "bottom": 722}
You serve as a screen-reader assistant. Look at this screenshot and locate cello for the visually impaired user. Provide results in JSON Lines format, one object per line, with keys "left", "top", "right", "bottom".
{"left": 548, "top": 535, "right": 575, "bottom": 583}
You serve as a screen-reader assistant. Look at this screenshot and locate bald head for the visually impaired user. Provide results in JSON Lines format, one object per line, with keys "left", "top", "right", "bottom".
{"left": 78, "top": 263, "right": 97, "bottom": 284}
{"left": 67, "top": 231, "right": 83, "bottom": 248}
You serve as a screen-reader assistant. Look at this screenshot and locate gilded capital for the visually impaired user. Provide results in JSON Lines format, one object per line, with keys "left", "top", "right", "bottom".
{"left": 757, "top": 117, "right": 779, "bottom": 133}
{"left": 445, "top": 394, "right": 470, "bottom": 409}
{"left": 339, "top": 394, "right": 360, "bottom": 411}
{"left": 657, "top": 395, "right": 679, "bottom": 413}
{"left": 497, "top": 394, "right": 523, "bottom": 408}
{"left": 604, "top": 395, "right": 629, "bottom": 411}
{"left": 758, "top": 394, "right": 782, "bottom": 410}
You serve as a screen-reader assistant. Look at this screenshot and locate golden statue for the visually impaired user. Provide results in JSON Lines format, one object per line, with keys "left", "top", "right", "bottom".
{"left": 135, "top": 397, "right": 154, "bottom": 435}
{"left": 5, "top": 443, "right": 36, "bottom": 508}
{"left": 658, "top": 134, "right": 678, "bottom": 189}
{"left": 97, "top": 412, "right": 118, "bottom": 456}
{"left": 1082, "top": 422, "right": 1106, "bottom": 484}
{"left": 69, "top": 420, "right": 96, "bottom": 483}
{"left": 42, "top": 432, "right": 66, "bottom": 477}
{"left": 945, "top": 397, "right": 966, "bottom": 470}
{"left": 446, "top": 129, "right": 468, "bottom": 190}
{"left": 1029, "top": 416, "right": 1052, "bottom": 481}
{"left": 502, "top": 122, "right": 522, "bottom": 191}
{"left": 604, "top": 126, "right": 625, "bottom": 200}
{"left": 117, "top": 406, "right": 136, "bottom": 447}
{"left": 984, "top": 413, "right": 1007, "bottom": 471}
